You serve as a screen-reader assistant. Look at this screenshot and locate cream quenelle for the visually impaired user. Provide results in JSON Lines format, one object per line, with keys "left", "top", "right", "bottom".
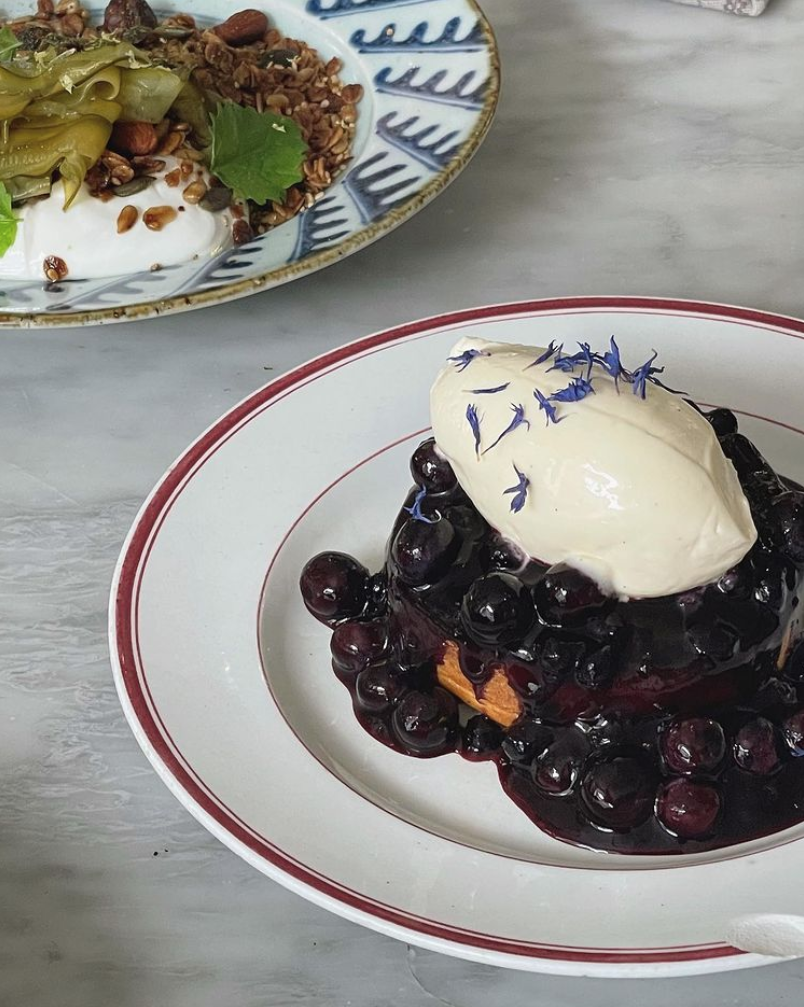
{"left": 430, "top": 336, "right": 757, "bottom": 599}
{"left": 0, "top": 157, "right": 234, "bottom": 281}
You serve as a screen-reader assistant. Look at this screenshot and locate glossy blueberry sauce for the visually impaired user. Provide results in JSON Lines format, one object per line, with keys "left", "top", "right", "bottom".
{"left": 299, "top": 412, "right": 804, "bottom": 854}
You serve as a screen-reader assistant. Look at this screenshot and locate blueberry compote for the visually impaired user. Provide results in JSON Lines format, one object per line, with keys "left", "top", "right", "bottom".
{"left": 300, "top": 421, "right": 804, "bottom": 855}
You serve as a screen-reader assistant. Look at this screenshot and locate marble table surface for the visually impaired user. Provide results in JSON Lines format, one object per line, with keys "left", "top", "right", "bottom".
{"left": 5, "top": 0, "right": 804, "bottom": 1003}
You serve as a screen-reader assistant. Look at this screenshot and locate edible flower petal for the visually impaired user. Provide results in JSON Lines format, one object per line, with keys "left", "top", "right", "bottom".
{"left": 597, "top": 336, "right": 625, "bottom": 388}
{"left": 630, "top": 350, "right": 677, "bottom": 399}
{"left": 547, "top": 352, "right": 578, "bottom": 373}
{"left": 468, "top": 382, "right": 510, "bottom": 394}
{"left": 482, "top": 403, "right": 531, "bottom": 455}
{"left": 503, "top": 464, "right": 530, "bottom": 514}
{"left": 403, "top": 486, "right": 438, "bottom": 524}
{"left": 466, "top": 402, "right": 482, "bottom": 455}
{"left": 550, "top": 376, "right": 596, "bottom": 403}
{"left": 448, "top": 348, "right": 491, "bottom": 372}
{"left": 526, "top": 340, "right": 560, "bottom": 369}
{"left": 533, "top": 387, "right": 562, "bottom": 426}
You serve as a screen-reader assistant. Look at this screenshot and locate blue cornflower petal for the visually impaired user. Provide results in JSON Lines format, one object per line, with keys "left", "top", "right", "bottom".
{"left": 447, "top": 348, "right": 491, "bottom": 372}
{"left": 547, "top": 353, "right": 578, "bottom": 373}
{"left": 533, "top": 387, "right": 563, "bottom": 426}
{"left": 526, "top": 341, "right": 561, "bottom": 369}
{"left": 466, "top": 403, "right": 482, "bottom": 455}
{"left": 550, "top": 376, "right": 596, "bottom": 403}
{"left": 468, "top": 382, "right": 511, "bottom": 395}
{"left": 403, "top": 486, "right": 438, "bottom": 524}
{"left": 482, "top": 403, "right": 531, "bottom": 454}
{"left": 597, "top": 336, "right": 625, "bottom": 389}
{"left": 503, "top": 465, "right": 530, "bottom": 514}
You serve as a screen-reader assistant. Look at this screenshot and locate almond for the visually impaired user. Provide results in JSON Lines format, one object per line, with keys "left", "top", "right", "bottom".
{"left": 213, "top": 8, "right": 268, "bottom": 46}
{"left": 111, "top": 121, "right": 157, "bottom": 157}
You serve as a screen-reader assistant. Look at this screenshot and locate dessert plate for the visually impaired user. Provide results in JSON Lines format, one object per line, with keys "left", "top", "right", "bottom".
{"left": 111, "top": 297, "right": 804, "bottom": 979}
{"left": 0, "top": 0, "right": 498, "bottom": 327}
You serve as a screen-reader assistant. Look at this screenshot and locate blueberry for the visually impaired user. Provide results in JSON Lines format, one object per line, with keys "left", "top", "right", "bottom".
{"left": 391, "top": 517, "right": 459, "bottom": 587}
{"left": 579, "top": 754, "right": 656, "bottom": 830}
{"left": 390, "top": 624, "right": 433, "bottom": 672}
{"left": 661, "top": 717, "right": 726, "bottom": 775}
{"left": 462, "top": 715, "right": 504, "bottom": 758}
{"left": 675, "top": 587, "right": 706, "bottom": 616}
{"left": 355, "top": 666, "right": 407, "bottom": 714}
{"left": 533, "top": 731, "right": 588, "bottom": 796}
{"left": 300, "top": 552, "right": 370, "bottom": 624}
{"left": 656, "top": 779, "right": 721, "bottom": 839}
{"left": 501, "top": 719, "right": 553, "bottom": 765}
{"left": 460, "top": 572, "right": 534, "bottom": 648}
{"left": 330, "top": 619, "right": 389, "bottom": 675}
{"left": 575, "top": 644, "right": 616, "bottom": 689}
{"left": 533, "top": 565, "right": 611, "bottom": 627}
{"left": 536, "top": 635, "right": 587, "bottom": 684}
{"left": 584, "top": 713, "right": 626, "bottom": 749}
{"left": 391, "top": 688, "right": 458, "bottom": 756}
{"left": 752, "top": 552, "right": 796, "bottom": 610}
{"left": 365, "top": 572, "right": 388, "bottom": 617}
{"left": 687, "top": 621, "right": 738, "bottom": 663}
{"left": 721, "top": 433, "right": 774, "bottom": 484}
{"left": 733, "top": 717, "right": 781, "bottom": 774}
{"left": 782, "top": 709, "right": 804, "bottom": 756}
{"left": 705, "top": 408, "right": 739, "bottom": 438}
{"left": 487, "top": 532, "right": 526, "bottom": 572}
{"left": 410, "top": 438, "right": 457, "bottom": 495}
{"left": 769, "top": 493, "right": 804, "bottom": 564}
{"left": 715, "top": 564, "right": 753, "bottom": 601}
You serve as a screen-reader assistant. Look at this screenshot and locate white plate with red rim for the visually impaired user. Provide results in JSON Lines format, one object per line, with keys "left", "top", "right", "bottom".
{"left": 110, "top": 296, "right": 804, "bottom": 979}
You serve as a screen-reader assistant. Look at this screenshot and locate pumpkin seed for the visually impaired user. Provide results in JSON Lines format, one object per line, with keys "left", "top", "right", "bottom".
{"left": 199, "top": 185, "right": 232, "bottom": 213}
{"left": 113, "top": 175, "right": 153, "bottom": 197}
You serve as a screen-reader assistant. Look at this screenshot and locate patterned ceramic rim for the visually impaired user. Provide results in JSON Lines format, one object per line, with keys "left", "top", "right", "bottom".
{"left": 0, "top": 0, "right": 499, "bottom": 328}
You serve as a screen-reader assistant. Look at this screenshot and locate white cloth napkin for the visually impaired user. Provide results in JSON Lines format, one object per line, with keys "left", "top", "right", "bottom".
{"left": 664, "top": 0, "right": 769, "bottom": 14}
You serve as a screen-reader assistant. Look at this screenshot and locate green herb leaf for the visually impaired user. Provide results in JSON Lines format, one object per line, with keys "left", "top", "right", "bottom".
{"left": 209, "top": 102, "right": 307, "bottom": 205}
{"left": 0, "top": 26, "right": 20, "bottom": 61}
{"left": 0, "top": 181, "right": 18, "bottom": 258}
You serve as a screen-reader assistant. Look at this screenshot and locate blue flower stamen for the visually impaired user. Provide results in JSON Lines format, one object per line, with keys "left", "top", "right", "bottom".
{"left": 503, "top": 464, "right": 530, "bottom": 514}
{"left": 482, "top": 403, "right": 531, "bottom": 454}
{"left": 403, "top": 486, "right": 439, "bottom": 524}
{"left": 447, "top": 347, "right": 491, "bottom": 372}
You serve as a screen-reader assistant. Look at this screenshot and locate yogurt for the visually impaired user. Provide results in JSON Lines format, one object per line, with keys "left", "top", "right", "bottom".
{"left": 0, "top": 157, "right": 233, "bottom": 280}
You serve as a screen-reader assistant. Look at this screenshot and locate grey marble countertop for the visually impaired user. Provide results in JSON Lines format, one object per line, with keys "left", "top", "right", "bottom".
{"left": 5, "top": 0, "right": 804, "bottom": 1003}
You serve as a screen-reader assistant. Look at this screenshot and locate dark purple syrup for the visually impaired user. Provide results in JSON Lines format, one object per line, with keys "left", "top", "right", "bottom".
{"left": 299, "top": 418, "right": 804, "bottom": 855}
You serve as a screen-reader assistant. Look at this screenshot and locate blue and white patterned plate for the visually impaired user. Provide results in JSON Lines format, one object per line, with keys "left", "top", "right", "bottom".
{"left": 0, "top": 0, "right": 498, "bottom": 327}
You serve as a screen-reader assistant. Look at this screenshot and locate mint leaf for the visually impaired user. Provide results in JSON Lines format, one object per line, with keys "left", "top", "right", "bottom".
{"left": 0, "top": 27, "right": 20, "bottom": 61}
{"left": 209, "top": 103, "right": 308, "bottom": 205}
{"left": 0, "top": 182, "right": 18, "bottom": 258}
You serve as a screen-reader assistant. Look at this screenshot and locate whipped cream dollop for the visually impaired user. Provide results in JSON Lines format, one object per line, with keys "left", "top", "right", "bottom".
{"left": 430, "top": 336, "right": 757, "bottom": 599}
{"left": 0, "top": 157, "right": 233, "bottom": 280}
